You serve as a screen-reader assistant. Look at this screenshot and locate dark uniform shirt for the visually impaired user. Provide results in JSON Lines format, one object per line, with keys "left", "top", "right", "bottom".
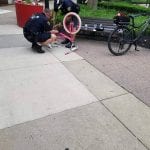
{"left": 23, "top": 13, "right": 53, "bottom": 43}
{"left": 54, "top": 0, "right": 80, "bottom": 14}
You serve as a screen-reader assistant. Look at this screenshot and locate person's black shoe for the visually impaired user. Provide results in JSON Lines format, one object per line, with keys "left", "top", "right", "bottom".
{"left": 32, "top": 43, "right": 39, "bottom": 48}
{"left": 65, "top": 42, "right": 75, "bottom": 48}
{"left": 36, "top": 47, "right": 45, "bottom": 53}
{"left": 32, "top": 43, "right": 45, "bottom": 53}
{"left": 61, "top": 39, "right": 70, "bottom": 44}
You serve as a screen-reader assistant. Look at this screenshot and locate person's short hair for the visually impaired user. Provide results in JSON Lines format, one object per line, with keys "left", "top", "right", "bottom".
{"left": 44, "top": 8, "right": 51, "bottom": 13}
{"left": 44, "top": 8, "right": 53, "bottom": 14}
{"left": 43, "top": 9, "right": 53, "bottom": 18}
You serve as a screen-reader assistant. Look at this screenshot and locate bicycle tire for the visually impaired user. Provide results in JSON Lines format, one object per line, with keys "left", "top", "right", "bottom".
{"left": 63, "top": 12, "right": 81, "bottom": 35}
{"left": 108, "top": 26, "right": 132, "bottom": 56}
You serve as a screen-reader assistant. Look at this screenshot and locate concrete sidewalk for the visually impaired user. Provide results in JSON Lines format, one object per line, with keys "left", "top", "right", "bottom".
{"left": 0, "top": 4, "right": 150, "bottom": 150}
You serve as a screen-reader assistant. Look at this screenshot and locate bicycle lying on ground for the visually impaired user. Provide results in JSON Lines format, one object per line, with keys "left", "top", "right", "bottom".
{"left": 52, "top": 12, "right": 81, "bottom": 55}
{"left": 108, "top": 13, "right": 150, "bottom": 56}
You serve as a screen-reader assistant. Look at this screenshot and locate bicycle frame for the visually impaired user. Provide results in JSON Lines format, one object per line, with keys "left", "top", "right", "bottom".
{"left": 54, "top": 12, "right": 81, "bottom": 54}
{"left": 59, "top": 32, "right": 75, "bottom": 43}
{"left": 127, "top": 16, "right": 150, "bottom": 43}
{"left": 55, "top": 12, "right": 81, "bottom": 42}
{"left": 108, "top": 14, "right": 150, "bottom": 56}
{"left": 58, "top": 19, "right": 77, "bottom": 43}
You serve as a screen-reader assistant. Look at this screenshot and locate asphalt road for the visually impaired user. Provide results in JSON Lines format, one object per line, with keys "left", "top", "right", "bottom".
{"left": 76, "top": 38, "right": 150, "bottom": 107}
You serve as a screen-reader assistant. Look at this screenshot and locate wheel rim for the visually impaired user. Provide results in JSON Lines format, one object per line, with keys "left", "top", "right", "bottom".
{"left": 108, "top": 27, "right": 131, "bottom": 55}
{"left": 63, "top": 12, "right": 81, "bottom": 35}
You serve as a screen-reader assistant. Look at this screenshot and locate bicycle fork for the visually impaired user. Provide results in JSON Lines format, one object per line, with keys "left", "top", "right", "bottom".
{"left": 128, "top": 29, "right": 139, "bottom": 51}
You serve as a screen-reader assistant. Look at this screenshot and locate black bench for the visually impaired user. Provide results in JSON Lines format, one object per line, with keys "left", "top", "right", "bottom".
{"left": 78, "top": 17, "right": 117, "bottom": 40}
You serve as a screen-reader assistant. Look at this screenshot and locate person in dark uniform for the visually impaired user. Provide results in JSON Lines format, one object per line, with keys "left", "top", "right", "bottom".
{"left": 54, "top": 0, "right": 80, "bottom": 15}
{"left": 23, "top": 9, "right": 58, "bottom": 53}
{"left": 54, "top": 0, "right": 80, "bottom": 48}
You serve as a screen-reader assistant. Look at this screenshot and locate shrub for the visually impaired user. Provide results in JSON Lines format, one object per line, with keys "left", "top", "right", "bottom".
{"left": 98, "top": 1, "right": 150, "bottom": 14}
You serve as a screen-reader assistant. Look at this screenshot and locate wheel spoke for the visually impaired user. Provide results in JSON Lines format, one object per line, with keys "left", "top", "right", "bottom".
{"left": 63, "top": 12, "right": 81, "bottom": 35}
{"left": 108, "top": 26, "right": 132, "bottom": 56}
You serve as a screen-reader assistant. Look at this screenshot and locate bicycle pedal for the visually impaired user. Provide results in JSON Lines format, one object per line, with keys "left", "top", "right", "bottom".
{"left": 70, "top": 46, "right": 78, "bottom": 51}
{"left": 65, "top": 47, "right": 78, "bottom": 55}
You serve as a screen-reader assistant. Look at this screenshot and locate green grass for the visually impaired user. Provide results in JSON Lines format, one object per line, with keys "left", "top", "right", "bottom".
{"left": 79, "top": 4, "right": 148, "bottom": 26}
{"left": 79, "top": 4, "right": 117, "bottom": 19}
{"left": 55, "top": 4, "right": 148, "bottom": 27}
{"left": 55, "top": 4, "right": 117, "bottom": 22}
{"left": 131, "top": 0, "right": 148, "bottom": 3}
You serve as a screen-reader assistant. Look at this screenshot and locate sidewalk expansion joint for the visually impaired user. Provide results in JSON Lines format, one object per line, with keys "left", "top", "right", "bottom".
{"left": 99, "top": 100, "right": 150, "bottom": 150}
{"left": 0, "top": 62, "right": 60, "bottom": 72}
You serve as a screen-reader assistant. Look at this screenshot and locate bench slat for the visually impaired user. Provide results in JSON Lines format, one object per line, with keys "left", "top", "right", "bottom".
{"left": 80, "top": 17, "right": 116, "bottom": 32}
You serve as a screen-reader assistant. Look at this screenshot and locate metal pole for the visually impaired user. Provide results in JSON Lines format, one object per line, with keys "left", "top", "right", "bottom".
{"left": 45, "top": 0, "right": 49, "bottom": 9}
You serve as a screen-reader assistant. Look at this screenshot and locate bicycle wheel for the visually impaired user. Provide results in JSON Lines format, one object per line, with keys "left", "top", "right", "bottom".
{"left": 63, "top": 12, "right": 81, "bottom": 35}
{"left": 108, "top": 26, "right": 132, "bottom": 56}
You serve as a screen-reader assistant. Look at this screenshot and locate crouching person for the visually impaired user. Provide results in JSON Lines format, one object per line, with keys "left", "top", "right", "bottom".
{"left": 23, "top": 9, "right": 58, "bottom": 53}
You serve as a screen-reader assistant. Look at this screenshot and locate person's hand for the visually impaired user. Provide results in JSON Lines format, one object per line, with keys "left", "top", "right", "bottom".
{"left": 50, "top": 29, "right": 59, "bottom": 34}
{"left": 53, "top": 23, "right": 62, "bottom": 30}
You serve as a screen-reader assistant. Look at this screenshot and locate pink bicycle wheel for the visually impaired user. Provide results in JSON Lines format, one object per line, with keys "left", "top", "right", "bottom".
{"left": 63, "top": 12, "right": 81, "bottom": 35}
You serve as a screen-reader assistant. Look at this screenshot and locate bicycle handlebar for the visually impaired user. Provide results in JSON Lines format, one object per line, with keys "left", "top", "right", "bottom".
{"left": 129, "top": 14, "right": 140, "bottom": 18}
{"left": 129, "top": 13, "right": 148, "bottom": 18}
{"left": 128, "top": 13, "right": 149, "bottom": 27}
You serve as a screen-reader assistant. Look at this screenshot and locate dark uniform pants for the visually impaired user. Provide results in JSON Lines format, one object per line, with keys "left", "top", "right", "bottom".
{"left": 23, "top": 27, "right": 51, "bottom": 43}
